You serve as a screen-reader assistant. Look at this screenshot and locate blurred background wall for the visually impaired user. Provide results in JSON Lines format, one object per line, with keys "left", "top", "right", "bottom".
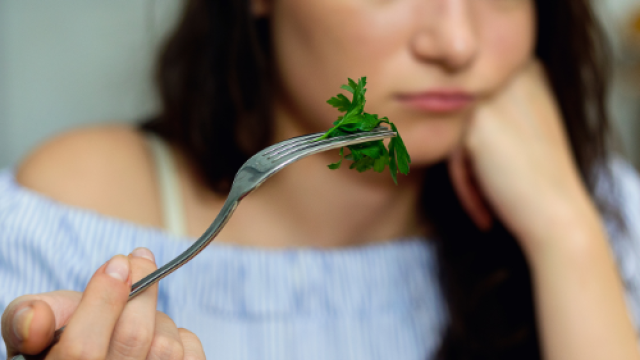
{"left": 594, "top": 0, "right": 640, "bottom": 168}
{"left": 0, "top": 0, "right": 639, "bottom": 169}
{"left": 0, "top": 0, "right": 181, "bottom": 168}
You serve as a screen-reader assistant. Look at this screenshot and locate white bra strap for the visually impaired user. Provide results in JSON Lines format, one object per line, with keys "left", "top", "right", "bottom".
{"left": 146, "top": 133, "right": 188, "bottom": 237}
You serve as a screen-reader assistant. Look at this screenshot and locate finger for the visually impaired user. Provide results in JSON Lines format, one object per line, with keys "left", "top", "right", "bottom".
{"left": 2, "top": 292, "right": 81, "bottom": 357}
{"left": 508, "top": 61, "right": 568, "bottom": 148}
{"left": 448, "top": 148, "right": 494, "bottom": 231}
{"left": 146, "top": 311, "right": 184, "bottom": 360}
{"left": 177, "top": 328, "right": 206, "bottom": 360}
{"left": 48, "top": 255, "right": 131, "bottom": 359}
{"left": 107, "top": 248, "right": 159, "bottom": 359}
{"left": 3, "top": 299, "right": 53, "bottom": 357}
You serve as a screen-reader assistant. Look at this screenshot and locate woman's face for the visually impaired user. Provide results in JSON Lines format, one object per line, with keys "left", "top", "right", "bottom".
{"left": 263, "top": 0, "right": 536, "bottom": 165}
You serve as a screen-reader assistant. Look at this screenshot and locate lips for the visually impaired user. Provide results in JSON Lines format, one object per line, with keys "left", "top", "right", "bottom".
{"left": 396, "top": 90, "right": 474, "bottom": 113}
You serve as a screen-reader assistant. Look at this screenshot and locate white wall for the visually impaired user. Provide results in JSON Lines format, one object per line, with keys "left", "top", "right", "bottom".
{"left": 0, "top": 1, "right": 638, "bottom": 169}
{"left": 0, "top": 0, "right": 181, "bottom": 168}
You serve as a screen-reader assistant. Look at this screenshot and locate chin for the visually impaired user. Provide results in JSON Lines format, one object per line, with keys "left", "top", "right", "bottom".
{"left": 400, "top": 119, "right": 465, "bottom": 167}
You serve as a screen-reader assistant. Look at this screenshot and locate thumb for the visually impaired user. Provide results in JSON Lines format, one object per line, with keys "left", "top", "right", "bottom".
{"left": 448, "top": 147, "right": 494, "bottom": 231}
{"left": 2, "top": 291, "right": 81, "bottom": 357}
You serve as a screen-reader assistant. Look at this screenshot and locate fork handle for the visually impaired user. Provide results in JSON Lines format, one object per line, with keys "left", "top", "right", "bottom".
{"left": 12, "top": 199, "right": 240, "bottom": 360}
{"left": 129, "top": 198, "right": 239, "bottom": 298}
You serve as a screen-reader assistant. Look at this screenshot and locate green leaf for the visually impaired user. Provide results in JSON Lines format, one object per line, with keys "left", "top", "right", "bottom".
{"left": 341, "top": 84, "right": 354, "bottom": 93}
{"left": 327, "top": 94, "right": 351, "bottom": 112}
{"left": 358, "top": 113, "right": 382, "bottom": 131}
{"left": 340, "top": 113, "right": 365, "bottom": 125}
{"left": 356, "top": 141, "right": 384, "bottom": 159}
{"left": 390, "top": 123, "right": 411, "bottom": 175}
{"left": 347, "top": 145, "right": 364, "bottom": 161}
{"left": 347, "top": 78, "right": 359, "bottom": 92}
{"left": 350, "top": 156, "right": 375, "bottom": 173}
{"left": 328, "top": 147, "right": 344, "bottom": 170}
{"left": 338, "top": 123, "right": 360, "bottom": 132}
{"left": 388, "top": 142, "right": 398, "bottom": 185}
{"left": 374, "top": 147, "right": 388, "bottom": 173}
{"left": 345, "top": 77, "right": 366, "bottom": 115}
{"left": 374, "top": 157, "right": 386, "bottom": 173}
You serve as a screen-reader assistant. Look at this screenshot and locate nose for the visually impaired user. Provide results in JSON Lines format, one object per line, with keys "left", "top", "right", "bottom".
{"left": 411, "top": 0, "right": 478, "bottom": 71}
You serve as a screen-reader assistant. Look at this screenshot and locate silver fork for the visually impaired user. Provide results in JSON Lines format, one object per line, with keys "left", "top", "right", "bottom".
{"left": 14, "top": 126, "right": 396, "bottom": 360}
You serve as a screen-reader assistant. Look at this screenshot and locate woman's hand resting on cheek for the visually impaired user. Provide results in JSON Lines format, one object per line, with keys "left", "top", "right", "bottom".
{"left": 1, "top": 248, "right": 206, "bottom": 360}
{"left": 448, "top": 60, "right": 605, "bottom": 257}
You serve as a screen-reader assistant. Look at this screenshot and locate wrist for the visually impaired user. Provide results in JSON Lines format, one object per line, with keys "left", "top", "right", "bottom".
{"left": 518, "top": 196, "right": 607, "bottom": 267}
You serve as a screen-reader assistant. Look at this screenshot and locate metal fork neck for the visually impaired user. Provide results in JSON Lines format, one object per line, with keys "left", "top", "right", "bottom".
{"left": 129, "top": 198, "right": 239, "bottom": 299}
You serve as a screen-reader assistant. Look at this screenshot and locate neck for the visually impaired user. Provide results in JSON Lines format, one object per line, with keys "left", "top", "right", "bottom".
{"left": 213, "top": 101, "right": 427, "bottom": 248}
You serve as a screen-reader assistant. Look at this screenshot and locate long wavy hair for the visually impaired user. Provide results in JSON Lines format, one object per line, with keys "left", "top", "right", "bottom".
{"left": 142, "top": 0, "right": 614, "bottom": 358}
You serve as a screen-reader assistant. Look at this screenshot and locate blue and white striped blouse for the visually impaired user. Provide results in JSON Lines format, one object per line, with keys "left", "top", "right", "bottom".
{"left": 1, "top": 158, "right": 640, "bottom": 359}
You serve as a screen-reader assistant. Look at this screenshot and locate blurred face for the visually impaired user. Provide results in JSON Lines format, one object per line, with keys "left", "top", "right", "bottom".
{"left": 260, "top": 0, "right": 536, "bottom": 165}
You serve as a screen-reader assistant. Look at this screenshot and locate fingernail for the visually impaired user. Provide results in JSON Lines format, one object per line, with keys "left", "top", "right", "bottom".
{"left": 130, "top": 247, "right": 155, "bottom": 263}
{"left": 105, "top": 255, "right": 129, "bottom": 282}
{"left": 13, "top": 306, "right": 34, "bottom": 342}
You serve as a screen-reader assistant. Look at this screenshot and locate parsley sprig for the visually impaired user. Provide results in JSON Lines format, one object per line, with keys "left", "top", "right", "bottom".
{"left": 315, "top": 77, "right": 411, "bottom": 184}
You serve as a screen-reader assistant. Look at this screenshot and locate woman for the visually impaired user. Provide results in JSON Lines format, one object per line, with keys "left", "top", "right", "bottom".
{"left": 2, "top": 0, "right": 640, "bottom": 359}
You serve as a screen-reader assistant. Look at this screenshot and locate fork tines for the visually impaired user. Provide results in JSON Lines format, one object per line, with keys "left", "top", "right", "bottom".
{"left": 265, "top": 127, "right": 395, "bottom": 161}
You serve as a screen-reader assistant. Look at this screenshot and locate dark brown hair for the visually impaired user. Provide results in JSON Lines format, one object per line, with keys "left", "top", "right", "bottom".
{"left": 143, "top": 0, "right": 614, "bottom": 359}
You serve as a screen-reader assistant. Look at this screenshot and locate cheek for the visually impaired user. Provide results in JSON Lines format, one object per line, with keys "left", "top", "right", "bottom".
{"left": 271, "top": 0, "right": 410, "bottom": 132}
{"left": 487, "top": 27, "right": 534, "bottom": 75}
{"left": 478, "top": 2, "right": 536, "bottom": 90}
{"left": 271, "top": 1, "right": 358, "bottom": 131}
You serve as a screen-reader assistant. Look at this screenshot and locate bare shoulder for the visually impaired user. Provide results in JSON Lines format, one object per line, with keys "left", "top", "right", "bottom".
{"left": 16, "top": 124, "right": 162, "bottom": 227}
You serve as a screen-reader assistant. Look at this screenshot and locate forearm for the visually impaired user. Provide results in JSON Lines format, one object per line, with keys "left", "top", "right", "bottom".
{"left": 526, "top": 215, "right": 640, "bottom": 360}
